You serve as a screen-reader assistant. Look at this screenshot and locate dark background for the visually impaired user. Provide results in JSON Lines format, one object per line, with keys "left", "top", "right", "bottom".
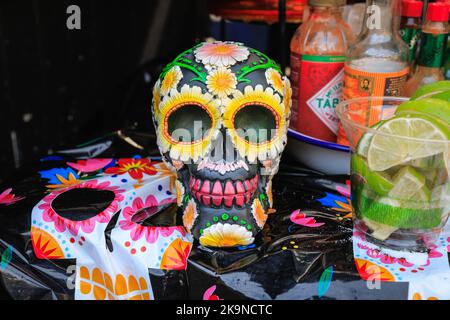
{"left": 0, "top": 0, "right": 303, "bottom": 183}
{"left": 0, "top": 0, "right": 211, "bottom": 182}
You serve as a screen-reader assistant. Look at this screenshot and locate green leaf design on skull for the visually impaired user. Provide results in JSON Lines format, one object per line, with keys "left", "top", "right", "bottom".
{"left": 236, "top": 49, "right": 282, "bottom": 84}
{"left": 160, "top": 45, "right": 207, "bottom": 84}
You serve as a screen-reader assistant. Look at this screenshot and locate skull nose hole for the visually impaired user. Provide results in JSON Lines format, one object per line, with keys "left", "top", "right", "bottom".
{"left": 210, "top": 142, "right": 216, "bottom": 158}
{"left": 208, "top": 130, "right": 239, "bottom": 162}
{"left": 52, "top": 188, "right": 115, "bottom": 221}
{"left": 209, "top": 129, "right": 224, "bottom": 161}
{"left": 211, "top": 128, "right": 238, "bottom": 162}
{"left": 224, "top": 130, "right": 238, "bottom": 162}
{"left": 222, "top": 129, "right": 228, "bottom": 160}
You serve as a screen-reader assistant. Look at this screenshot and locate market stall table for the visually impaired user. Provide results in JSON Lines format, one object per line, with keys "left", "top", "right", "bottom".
{"left": 0, "top": 130, "right": 448, "bottom": 300}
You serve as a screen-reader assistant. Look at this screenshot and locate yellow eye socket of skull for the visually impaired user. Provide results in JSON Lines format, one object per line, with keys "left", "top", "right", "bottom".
{"left": 164, "top": 103, "right": 213, "bottom": 144}
{"left": 232, "top": 103, "right": 280, "bottom": 145}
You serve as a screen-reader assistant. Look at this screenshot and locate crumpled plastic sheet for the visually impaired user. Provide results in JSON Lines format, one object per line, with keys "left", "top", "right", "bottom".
{"left": 0, "top": 130, "right": 447, "bottom": 300}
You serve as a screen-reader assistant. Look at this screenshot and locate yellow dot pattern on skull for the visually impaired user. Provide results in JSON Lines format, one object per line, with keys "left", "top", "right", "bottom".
{"left": 78, "top": 267, "right": 151, "bottom": 300}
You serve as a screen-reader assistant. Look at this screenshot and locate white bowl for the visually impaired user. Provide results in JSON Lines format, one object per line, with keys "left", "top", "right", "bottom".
{"left": 287, "top": 128, "right": 350, "bottom": 175}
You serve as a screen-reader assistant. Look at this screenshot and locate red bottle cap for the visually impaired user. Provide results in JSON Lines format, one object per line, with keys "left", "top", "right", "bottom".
{"left": 436, "top": 0, "right": 450, "bottom": 13}
{"left": 402, "top": 0, "right": 423, "bottom": 17}
{"left": 426, "top": 3, "right": 450, "bottom": 22}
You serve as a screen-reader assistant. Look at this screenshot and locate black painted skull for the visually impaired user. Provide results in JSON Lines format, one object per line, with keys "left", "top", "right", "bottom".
{"left": 152, "top": 41, "right": 291, "bottom": 247}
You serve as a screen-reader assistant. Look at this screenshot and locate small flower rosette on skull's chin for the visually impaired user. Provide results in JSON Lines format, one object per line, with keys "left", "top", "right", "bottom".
{"left": 152, "top": 41, "right": 292, "bottom": 248}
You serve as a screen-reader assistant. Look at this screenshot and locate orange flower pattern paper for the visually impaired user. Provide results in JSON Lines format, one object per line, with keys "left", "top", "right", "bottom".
{"left": 30, "top": 157, "right": 192, "bottom": 300}
{"left": 105, "top": 158, "right": 158, "bottom": 181}
{"left": 78, "top": 266, "right": 152, "bottom": 300}
{"left": 13, "top": 151, "right": 450, "bottom": 300}
{"left": 353, "top": 222, "right": 450, "bottom": 300}
{"left": 160, "top": 238, "right": 192, "bottom": 270}
{"left": 312, "top": 179, "right": 450, "bottom": 300}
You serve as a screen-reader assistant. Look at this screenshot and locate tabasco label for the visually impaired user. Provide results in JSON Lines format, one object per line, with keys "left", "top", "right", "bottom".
{"left": 336, "top": 64, "right": 409, "bottom": 146}
{"left": 290, "top": 54, "right": 346, "bottom": 142}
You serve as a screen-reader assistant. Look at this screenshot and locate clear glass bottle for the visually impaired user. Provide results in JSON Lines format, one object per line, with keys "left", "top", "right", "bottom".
{"left": 290, "top": 0, "right": 354, "bottom": 142}
{"left": 405, "top": 2, "right": 450, "bottom": 96}
{"left": 337, "top": 0, "right": 410, "bottom": 145}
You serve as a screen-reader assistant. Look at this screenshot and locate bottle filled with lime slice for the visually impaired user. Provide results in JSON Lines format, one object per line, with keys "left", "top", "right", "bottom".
{"left": 337, "top": 94, "right": 450, "bottom": 251}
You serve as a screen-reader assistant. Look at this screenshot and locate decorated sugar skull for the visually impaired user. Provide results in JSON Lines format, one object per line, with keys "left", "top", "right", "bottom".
{"left": 152, "top": 41, "right": 292, "bottom": 248}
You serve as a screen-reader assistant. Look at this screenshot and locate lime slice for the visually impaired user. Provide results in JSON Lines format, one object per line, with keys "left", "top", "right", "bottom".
{"left": 430, "top": 90, "right": 450, "bottom": 104}
{"left": 389, "top": 166, "right": 430, "bottom": 201}
{"left": 358, "top": 194, "right": 443, "bottom": 229}
{"left": 395, "top": 98, "right": 450, "bottom": 125}
{"left": 416, "top": 187, "right": 431, "bottom": 202}
{"left": 446, "top": 151, "right": 450, "bottom": 180}
{"left": 367, "top": 114, "right": 450, "bottom": 172}
{"left": 351, "top": 154, "right": 394, "bottom": 196}
{"left": 408, "top": 153, "right": 448, "bottom": 185}
{"left": 363, "top": 217, "right": 398, "bottom": 241}
{"left": 432, "top": 183, "right": 450, "bottom": 213}
{"left": 423, "top": 169, "right": 438, "bottom": 189}
{"left": 356, "top": 121, "right": 384, "bottom": 157}
{"left": 411, "top": 80, "right": 450, "bottom": 100}
{"left": 409, "top": 153, "right": 444, "bottom": 169}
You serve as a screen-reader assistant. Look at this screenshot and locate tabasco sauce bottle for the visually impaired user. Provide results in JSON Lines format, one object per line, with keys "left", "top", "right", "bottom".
{"left": 290, "top": 0, "right": 354, "bottom": 143}
{"left": 336, "top": 0, "right": 410, "bottom": 145}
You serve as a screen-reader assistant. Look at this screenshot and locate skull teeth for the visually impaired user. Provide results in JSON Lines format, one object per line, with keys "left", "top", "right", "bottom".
{"left": 189, "top": 176, "right": 258, "bottom": 208}
{"left": 224, "top": 181, "right": 234, "bottom": 195}
{"left": 235, "top": 194, "right": 245, "bottom": 207}
{"left": 197, "top": 159, "right": 249, "bottom": 174}
{"left": 202, "top": 195, "right": 211, "bottom": 206}
{"left": 212, "top": 180, "right": 222, "bottom": 195}
{"left": 200, "top": 180, "right": 210, "bottom": 194}
{"left": 235, "top": 181, "right": 245, "bottom": 193}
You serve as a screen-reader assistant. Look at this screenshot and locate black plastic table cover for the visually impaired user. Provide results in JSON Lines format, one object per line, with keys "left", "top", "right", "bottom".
{"left": 0, "top": 130, "right": 449, "bottom": 300}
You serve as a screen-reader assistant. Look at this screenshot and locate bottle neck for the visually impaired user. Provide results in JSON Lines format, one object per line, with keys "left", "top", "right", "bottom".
{"left": 400, "top": 16, "right": 421, "bottom": 30}
{"left": 309, "top": 6, "right": 343, "bottom": 19}
{"left": 422, "top": 20, "right": 449, "bottom": 35}
{"left": 415, "top": 65, "right": 445, "bottom": 76}
{"left": 360, "top": 0, "right": 400, "bottom": 39}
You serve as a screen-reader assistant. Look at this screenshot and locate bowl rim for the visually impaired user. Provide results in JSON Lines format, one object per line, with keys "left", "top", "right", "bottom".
{"left": 336, "top": 96, "right": 450, "bottom": 144}
{"left": 287, "top": 128, "right": 350, "bottom": 152}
